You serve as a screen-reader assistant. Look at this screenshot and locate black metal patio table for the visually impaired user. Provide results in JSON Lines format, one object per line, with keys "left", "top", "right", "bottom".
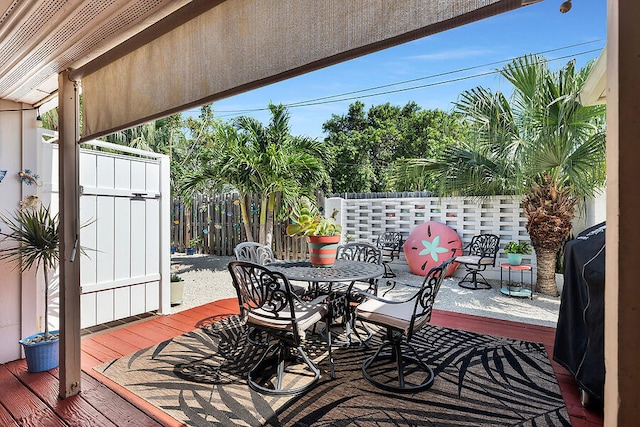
{"left": 269, "top": 259, "right": 384, "bottom": 284}
{"left": 269, "top": 259, "right": 384, "bottom": 346}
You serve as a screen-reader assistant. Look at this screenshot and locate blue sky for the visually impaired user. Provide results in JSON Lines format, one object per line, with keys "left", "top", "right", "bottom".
{"left": 187, "top": 0, "right": 606, "bottom": 139}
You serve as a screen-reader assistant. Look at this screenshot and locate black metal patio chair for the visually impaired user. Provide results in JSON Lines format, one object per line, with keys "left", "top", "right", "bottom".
{"left": 455, "top": 234, "right": 500, "bottom": 290}
{"left": 375, "top": 231, "right": 404, "bottom": 278}
{"left": 356, "top": 258, "right": 453, "bottom": 393}
{"left": 228, "top": 261, "right": 334, "bottom": 395}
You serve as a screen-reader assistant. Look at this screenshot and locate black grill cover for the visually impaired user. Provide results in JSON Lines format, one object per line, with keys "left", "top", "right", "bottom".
{"left": 553, "top": 222, "right": 605, "bottom": 400}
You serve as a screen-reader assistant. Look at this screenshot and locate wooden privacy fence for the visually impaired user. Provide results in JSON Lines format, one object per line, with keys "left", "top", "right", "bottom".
{"left": 171, "top": 192, "right": 325, "bottom": 259}
{"left": 173, "top": 191, "right": 599, "bottom": 279}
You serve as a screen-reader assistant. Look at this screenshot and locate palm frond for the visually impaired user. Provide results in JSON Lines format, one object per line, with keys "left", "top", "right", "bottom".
{"left": 0, "top": 204, "right": 59, "bottom": 272}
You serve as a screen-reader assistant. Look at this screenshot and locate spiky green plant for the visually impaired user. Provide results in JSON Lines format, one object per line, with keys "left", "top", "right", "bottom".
{"left": 0, "top": 204, "right": 59, "bottom": 339}
{"left": 285, "top": 196, "right": 341, "bottom": 237}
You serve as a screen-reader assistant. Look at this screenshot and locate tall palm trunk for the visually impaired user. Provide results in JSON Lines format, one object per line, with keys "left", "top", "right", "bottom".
{"left": 265, "top": 193, "right": 276, "bottom": 247}
{"left": 533, "top": 246, "right": 559, "bottom": 297}
{"left": 258, "top": 196, "right": 268, "bottom": 244}
{"left": 522, "top": 175, "right": 577, "bottom": 297}
{"left": 239, "top": 194, "right": 254, "bottom": 242}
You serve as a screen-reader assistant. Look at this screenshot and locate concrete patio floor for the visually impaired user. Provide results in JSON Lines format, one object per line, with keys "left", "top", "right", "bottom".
{"left": 170, "top": 253, "right": 561, "bottom": 328}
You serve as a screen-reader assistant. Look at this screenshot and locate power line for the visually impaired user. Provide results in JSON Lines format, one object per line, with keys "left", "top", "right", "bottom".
{"left": 209, "top": 46, "right": 603, "bottom": 118}
{"left": 187, "top": 39, "right": 604, "bottom": 118}
{"left": 217, "top": 38, "right": 605, "bottom": 114}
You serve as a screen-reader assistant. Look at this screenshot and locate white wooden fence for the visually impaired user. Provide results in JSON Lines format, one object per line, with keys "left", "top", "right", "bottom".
{"left": 41, "top": 135, "right": 170, "bottom": 329}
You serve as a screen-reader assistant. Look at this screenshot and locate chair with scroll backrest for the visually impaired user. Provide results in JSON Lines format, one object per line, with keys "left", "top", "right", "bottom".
{"left": 455, "top": 234, "right": 500, "bottom": 290}
{"left": 375, "top": 232, "right": 404, "bottom": 278}
{"left": 356, "top": 258, "right": 453, "bottom": 393}
{"left": 234, "top": 242, "right": 304, "bottom": 347}
{"left": 228, "top": 261, "right": 333, "bottom": 395}
{"left": 234, "top": 242, "right": 276, "bottom": 265}
{"left": 335, "top": 242, "right": 383, "bottom": 294}
{"left": 329, "top": 242, "right": 383, "bottom": 344}
{"left": 235, "top": 242, "right": 305, "bottom": 295}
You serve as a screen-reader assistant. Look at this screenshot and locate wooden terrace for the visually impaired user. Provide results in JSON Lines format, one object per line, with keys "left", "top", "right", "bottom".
{"left": 0, "top": 298, "right": 603, "bottom": 426}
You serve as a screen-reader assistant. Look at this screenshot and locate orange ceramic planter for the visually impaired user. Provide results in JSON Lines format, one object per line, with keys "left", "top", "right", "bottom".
{"left": 306, "top": 235, "right": 341, "bottom": 267}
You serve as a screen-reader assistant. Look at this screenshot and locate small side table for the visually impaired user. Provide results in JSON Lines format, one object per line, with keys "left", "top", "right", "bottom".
{"left": 500, "top": 263, "right": 533, "bottom": 298}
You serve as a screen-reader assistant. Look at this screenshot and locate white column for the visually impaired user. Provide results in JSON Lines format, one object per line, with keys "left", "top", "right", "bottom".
{"left": 58, "top": 70, "right": 82, "bottom": 398}
{"left": 158, "top": 154, "right": 171, "bottom": 314}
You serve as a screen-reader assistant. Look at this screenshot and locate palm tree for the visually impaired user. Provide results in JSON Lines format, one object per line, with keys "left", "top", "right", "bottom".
{"left": 178, "top": 103, "right": 331, "bottom": 245}
{"left": 393, "top": 54, "right": 606, "bottom": 296}
{"left": 0, "top": 204, "right": 59, "bottom": 339}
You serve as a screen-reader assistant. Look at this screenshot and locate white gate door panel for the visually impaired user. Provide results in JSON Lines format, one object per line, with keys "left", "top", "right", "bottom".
{"left": 45, "top": 139, "right": 170, "bottom": 329}
{"left": 114, "top": 198, "right": 131, "bottom": 280}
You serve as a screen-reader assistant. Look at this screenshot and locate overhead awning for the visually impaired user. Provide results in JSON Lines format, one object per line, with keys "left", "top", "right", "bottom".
{"left": 580, "top": 47, "right": 607, "bottom": 106}
{"left": 79, "top": 0, "right": 538, "bottom": 140}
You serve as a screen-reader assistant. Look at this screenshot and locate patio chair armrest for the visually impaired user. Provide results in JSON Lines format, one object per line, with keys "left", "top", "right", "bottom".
{"left": 355, "top": 289, "right": 420, "bottom": 305}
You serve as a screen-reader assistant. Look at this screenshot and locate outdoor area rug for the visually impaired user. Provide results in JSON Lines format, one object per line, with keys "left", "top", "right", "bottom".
{"left": 95, "top": 315, "right": 571, "bottom": 426}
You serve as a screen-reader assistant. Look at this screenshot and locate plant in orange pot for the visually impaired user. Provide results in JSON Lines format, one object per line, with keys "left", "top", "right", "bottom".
{"left": 286, "top": 196, "right": 342, "bottom": 267}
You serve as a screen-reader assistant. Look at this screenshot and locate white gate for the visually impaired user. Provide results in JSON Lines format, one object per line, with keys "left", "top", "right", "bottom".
{"left": 41, "top": 136, "right": 170, "bottom": 329}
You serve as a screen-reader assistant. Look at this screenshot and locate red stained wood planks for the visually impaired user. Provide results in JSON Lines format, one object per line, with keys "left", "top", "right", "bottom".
{"left": 79, "top": 373, "right": 165, "bottom": 427}
{"left": 0, "top": 364, "right": 67, "bottom": 427}
{"left": 0, "top": 297, "right": 602, "bottom": 427}
{"left": 0, "top": 401, "right": 19, "bottom": 427}
{"left": 4, "top": 362, "right": 118, "bottom": 427}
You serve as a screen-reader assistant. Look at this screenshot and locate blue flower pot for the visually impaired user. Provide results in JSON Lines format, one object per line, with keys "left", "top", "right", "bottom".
{"left": 19, "top": 330, "right": 59, "bottom": 372}
{"left": 186, "top": 247, "right": 196, "bottom": 255}
{"left": 507, "top": 253, "right": 523, "bottom": 266}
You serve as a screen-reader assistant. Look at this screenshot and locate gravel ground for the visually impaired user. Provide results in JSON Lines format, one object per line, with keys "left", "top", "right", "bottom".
{"left": 170, "top": 254, "right": 561, "bottom": 328}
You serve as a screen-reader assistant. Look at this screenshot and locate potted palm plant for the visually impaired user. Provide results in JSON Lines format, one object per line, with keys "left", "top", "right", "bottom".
{"left": 504, "top": 241, "right": 532, "bottom": 266}
{"left": 186, "top": 236, "right": 201, "bottom": 255}
{"left": 0, "top": 203, "right": 60, "bottom": 372}
{"left": 286, "top": 196, "right": 342, "bottom": 267}
{"left": 170, "top": 272, "right": 184, "bottom": 306}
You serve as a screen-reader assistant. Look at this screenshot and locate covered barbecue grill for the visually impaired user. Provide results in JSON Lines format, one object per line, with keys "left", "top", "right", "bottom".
{"left": 553, "top": 222, "right": 605, "bottom": 407}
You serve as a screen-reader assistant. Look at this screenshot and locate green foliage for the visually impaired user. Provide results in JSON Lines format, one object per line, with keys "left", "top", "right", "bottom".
{"left": 323, "top": 101, "right": 467, "bottom": 193}
{"left": 285, "top": 196, "right": 341, "bottom": 237}
{"left": 189, "top": 236, "right": 202, "bottom": 247}
{"left": 399, "top": 54, "right": 606, "bottom": 200}
{"left": 0, "top": 204, "right": 59, "bottom": 338}
{"left": 390, "top": 54, "right": 605, "bottom": 296}
{"left": 177, "top": 103, "right": 332, "bottom": 243}
{"left": 504, "top": 241, "right": 532, "bottom": 255}
{"left": 0, "top": 204, "right": 59, "bottom": 272}
{"left": 170, "top": 273, "right": 183, "bottom": 282}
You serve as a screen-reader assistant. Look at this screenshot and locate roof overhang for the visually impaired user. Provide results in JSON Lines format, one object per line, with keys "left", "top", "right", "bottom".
{"left": 0, "top": 0, "right": 541, "bottom": 113}
{"left": 0, "top": 0, "right": 211, "bottom": 106}
{"left": 580, "top": 47, "right": 607, "bottom": 106}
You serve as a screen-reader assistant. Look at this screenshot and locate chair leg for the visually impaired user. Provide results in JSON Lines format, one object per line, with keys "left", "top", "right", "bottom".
{"left": 246, "top": 327, "right": 271, "bottom": 347}
{"left": 248, "top": 341, "right": 321, "bottom": 395}
{"left": 362, "top": 332, "right": 435, "bottom": 393}
{"left": 344, "top": 300, "right": 373, "bottom": 346}
{"left": 325, "top": 316, "right": 335, "bottom": 379}
{"left": 457, "top": 268, "right": 492, "bottom": 290}
{"left": 348, "top": 317, "right": 374, "bottom": 346}
{"left": 382, "top": 262, "right": 396, "bottom": 278}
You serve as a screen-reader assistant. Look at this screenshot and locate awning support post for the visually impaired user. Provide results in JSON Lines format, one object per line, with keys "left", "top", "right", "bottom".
{"left": 58, "top": 69, "right": 82, "bottom": 399}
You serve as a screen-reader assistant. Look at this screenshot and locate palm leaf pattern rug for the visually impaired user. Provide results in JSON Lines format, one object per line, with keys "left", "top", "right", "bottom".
{"left": 95, "top": 315, "right": 570, "bottom": 426}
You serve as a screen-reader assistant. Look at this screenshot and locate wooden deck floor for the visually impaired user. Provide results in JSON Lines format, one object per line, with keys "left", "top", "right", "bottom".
{"left": 0, "top": 298, "right": 604, "bottom": 426}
